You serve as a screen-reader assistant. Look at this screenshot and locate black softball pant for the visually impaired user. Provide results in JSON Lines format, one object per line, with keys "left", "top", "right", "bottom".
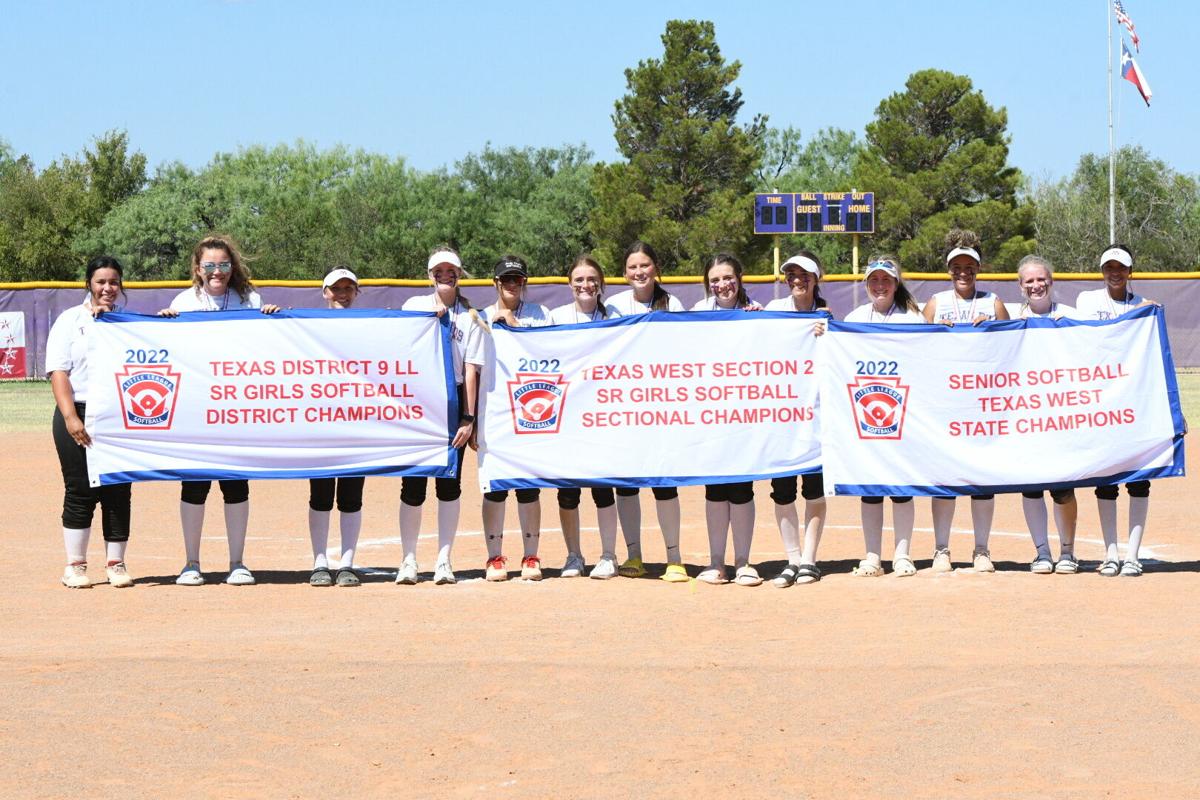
{"left": 770, "top": 472, "right": 825, "bottom": 504}
{"left": 180, "top": 480, "right": 249, "bottom": 505}
{"left": 557, "top": 487, "right": 616, "bottom": 510}
{"left": 309, "top": 477, "right": 365, "bottom": 512}
{"left": 53, "top": 403, "right": 131, "bottom": 540}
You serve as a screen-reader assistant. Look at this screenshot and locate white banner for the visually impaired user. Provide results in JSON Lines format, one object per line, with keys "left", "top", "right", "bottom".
{"left": 477, "top": 311, "right": 823, "bottom": 492}
{"left": 819, "top": 306, "right": 1186, "bottom": 496}
{"left": 86, "top": 310, "right": 458, "bottom": 486}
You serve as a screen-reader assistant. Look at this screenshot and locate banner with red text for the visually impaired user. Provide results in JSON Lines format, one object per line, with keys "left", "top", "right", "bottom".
{"left": 819, "top": 306, "right": 1186, "bottom": 496}
{"left": 85, "top": 310, "right": 458, "bottom": 486}
{"left": 477, "top": 311, "right": 823, "bottom": 492}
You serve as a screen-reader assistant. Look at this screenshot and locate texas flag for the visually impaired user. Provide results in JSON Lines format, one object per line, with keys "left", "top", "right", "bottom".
{"left": 0, "top": 312, "right": 27, "bottom": 379}
{"left": 1121, "top": 41, "right": 1153, "bottom": 107}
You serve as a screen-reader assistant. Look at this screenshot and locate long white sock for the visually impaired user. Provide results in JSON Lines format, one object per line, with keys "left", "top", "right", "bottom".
{"left": 180, "top": 501, "right": 205, "bottom": 563}
{"left": 774, "top": 502, "right": 802, "bottom": 565}
{"left": 436, "top": 499, "right": 459, "bottom": 564}
{"left": 597, "top": 504, "right": 618, "bottom": 561}
{"left": 482, "top": 499, "right": 506, "bottom": 558}
{"left": 1022, "top": 496, "right": 1050, "bottom": 556}
{"left": 399, "top": 501, "right": 421, "bottom": 562}
{"left": 931, "top": 498, "right": 955, "bottom": 551}
{"left": 63, "top": 527, "right": 90, "bottom": 564}
{"left": 970, "top": 497, "right": 994, "bottom": 552}
{"left": 309, "top": 509, "right": 331, "bottom": 569}
{"left": 730, "top": 501, "right": 756, "bottom": 568}
{"left": 1054, "top": 497, "right": 1077, "bottom": 556}
{"left": 861, "top": 502, "right": 884, "bottom": 565}
{"left": 1127, "top": 496, "right": 1149, "bottom": 562}
{"left": 705, "top": 500, "right": 730, "bottom": 569}
{"left": 801, "top": 497, "right": 826, "bottom": 565}
{"left": 559, "top": 507, "right": 582, "bottom": 557}
{"left": 656, "top": 496, "right": 682, "bottom": 564}
{"left": 892, "top": 500, "right": 915, "bottom": 560}
{"left": 105, "top": 539, "right": 127, "bottom": 564}
{"left": 224, "top": 500, "right": 249, "bottom": 566}
{"left": 517, "top": 499, "right": 541, "bottom": 559}
{"left": 616, "top": 493, "right": 642, "bottom": 560}
{"left": 1097, "top": 497, "right": 1119, "bottom": 561}
{"left": 339, "top": 510, "right": 362, "bottom": 569}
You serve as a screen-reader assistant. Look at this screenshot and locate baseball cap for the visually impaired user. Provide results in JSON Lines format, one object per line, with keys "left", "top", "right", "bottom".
{"left": 781, "top": 255, "right": 822, "bottom": 279}
{"left": 945, "top": 247, "right": 981, "bottom": 265}
{"left": 493, "top": 257, "right": 528, "bottom": 279}
{"left": 863, "top": 260, "right": 899, "bottom": 280}
{"left": 322, "top": 267, "right": 358, "bottom": 288}
{"left": 427, "top": 251, "right": 463, "bottom": 273}
{"left": 1099, "top": 246, "right": 1133, "bottom": 268}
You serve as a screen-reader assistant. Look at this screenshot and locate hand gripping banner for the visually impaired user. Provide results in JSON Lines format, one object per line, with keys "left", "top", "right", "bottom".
{"left": 819, "top": 306, "right": 1186, "bottom": 496}
{"left": 477, "top": 311, "right": 824, "bottom": 492}
{"left": 85, "top": 309, "right": 458, "bottom": 486}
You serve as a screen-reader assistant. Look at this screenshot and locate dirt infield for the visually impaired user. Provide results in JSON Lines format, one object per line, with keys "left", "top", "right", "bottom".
{"left": 3, "top": 429, "right": 1199, "bottom": 799}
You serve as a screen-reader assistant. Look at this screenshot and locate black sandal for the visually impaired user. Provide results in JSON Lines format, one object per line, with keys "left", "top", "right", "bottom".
{"left": 335, "top": 568, "right": 360, "bottom": 587}
{"left": 309, "top": 567, "right": 334, "bottom": 587}
{"left": 795, "top": 564, "right": 822, "bottom": 584}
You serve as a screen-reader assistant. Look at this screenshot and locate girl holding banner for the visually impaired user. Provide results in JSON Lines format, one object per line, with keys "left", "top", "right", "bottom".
{"left": 921, "top": 230, "right": 1008, "bottom": 574}
{"left": 1075, "top": 245, "right": 1156, "bottom": 577}
{"left": 549, "top": 256, "right": 622, "bottom": 580}
{"left": 47, "top": 256, "right": 134, "bottom": 589}
{"left": 692, "top": 254, "right": 763, "bottom": 586}
{"left": 843, "top": 256, "right": 923, "bottom": 577}
{"left": 763, "top": 252, "right": 831, "bottom": 586}
{"left": 397, "top": 247, "right": 485, "bottom": 586}
{"left": 157, "top": 235, "right": 280, "bottom": 586}
{"left": 606, "top": 241, "right": 688, "bottom": 583}
{"left": 481, "top": 255, "right": 552, "bottom": 581}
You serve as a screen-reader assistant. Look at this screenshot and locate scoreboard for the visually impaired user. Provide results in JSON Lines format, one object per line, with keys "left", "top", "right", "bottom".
{"left": 754, "top": 192, "right": 874, "bottom": 235}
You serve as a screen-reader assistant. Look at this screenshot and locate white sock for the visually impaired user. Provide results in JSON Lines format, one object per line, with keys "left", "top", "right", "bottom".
{"left": 705, "top": 500, "right": 730, "bottom": 569}
{"left": 517, "top": 499, "right": 541, "bottom": 559}
{"left": 656, "top": 496, "right": 682, "bottom": 564}
{"left": 597, "top": 503, "right": 618, "bottom": 561}
{"left": 931, "top": 497, "right": 955, "bottom": 551}
{"left": 339, "top": 510, "right": 362, "bottom": 569}
{"left": 1022, "top": 496, "right": 1050, "bottom": 556}
{"left": 224, "top": 500, "right": 249, "bottom": 566}
{"left": 861, "top": 502, "right": 883, "bottom": 565}
{"left": 63, "top": 527, "right": 90, "bottom": 564}
{"left": 399, "top": 501, "right": 421, "bottom": 562}
{"left": 1127, "top": 496, "right": 1149, "bottom": 562}
{"left": 309, "top": 509, "right": 331, "bottom": 569}
{"left": 1097, "top": 497, "right": 1119, "bottom": 561}
{"left": 105, "top": 539, "right": 127, "bottom": 564}
{"left": 559, "top": 506, "right": 582, "bottom": 557}
{"left": 1054, "top": 497, "right": 1077, "bottom": 556}
{"left": 730, "top": 500, "right": 755, "bottom": 568}
{"left": 180, "top": 501, "right": 205, "bottom": 563}
{"left": 970, "top": 497, "right": 994, "bottom": 552}
{"left": 892, "top": 500, "right": 915, "bottom": 560}
{"left": 616, "top": 493, "right": 642, "bottom": 560}
{"left": 801, "top": 497, "right": 826, "bottom": 565}
{"left": 482, "top": 499, "right": 506, "bottom": 559}
{"left": 437, "top": 499, "right": 460, "bottom": 564}
{"left": 774, "top": 502, "right": 802, "bottom": 565}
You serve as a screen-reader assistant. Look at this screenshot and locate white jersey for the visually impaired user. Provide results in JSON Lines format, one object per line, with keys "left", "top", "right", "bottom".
{"left": 548, "top": 302, "right": 621, "bottom": 324}
{"left": 45, "top": 302, "right": 110, "bottom": 402}
{"left": 480, "top": 301, "right": 552, "bottom": 329}
{"left": 607, "top": 288, "right": 684, "bottom": 315}
{"left": 844, "top": 303, "right": 925, "bottom": 324}
{"left": 169, "top": 287, "right": 263, "bottom": 312}
{"left": 1017, "top": 302, "right": 1078, "bottom": 320}
{"left": 402, "top": 294, "right": 486, "bottom": 384}
{"left": 690, "top": 296, "right": 761, "bottom": 311}
{"left": 927, "top": 289, "right": 1000, "bottom": 323}
{"left": 1074, "top": 289, "right": 1148, "bottom": 321}
{"left": 763, "top": 297, "right": 831, "bottom": 316}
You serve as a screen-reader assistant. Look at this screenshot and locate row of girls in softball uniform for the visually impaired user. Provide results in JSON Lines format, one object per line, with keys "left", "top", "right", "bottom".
{"left": 46, "top": 232, "right": 1157, "bottom": 588}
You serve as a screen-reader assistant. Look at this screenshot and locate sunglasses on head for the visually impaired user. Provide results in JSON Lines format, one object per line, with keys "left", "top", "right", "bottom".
{"left": 201, "top": 261, "right": 233, "bottom": 275}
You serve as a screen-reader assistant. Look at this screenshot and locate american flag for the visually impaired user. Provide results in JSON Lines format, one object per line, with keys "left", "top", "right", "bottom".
{"left": 1114, "top": 1, "right": 1141, "bottom": 51}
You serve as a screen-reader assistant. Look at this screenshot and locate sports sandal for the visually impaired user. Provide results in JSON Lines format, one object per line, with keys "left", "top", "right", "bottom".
{"left": 1030, "top": 554, "right": 1054, "bottom": 574}
{"left": 1098, "top": 559, "right": 1120, "bottom": 577}
{"left": 335, "top": 568, "right": 361, "bottom": 587}
{"left": 696, "top": 567, "right": 728, "bottom": 585}
{"left": 733, "top": 565, "right": 762, "bottom": 586}
{"left": 772, "top": 564, "right": 800, "bottom": 588}
{"left": 660, "top": 563, "right": 689, "bottom": 583}
{"left": 853, "top": 560, "right": 884, "bottom": 577}
{"left": 794, "top": 564, "right": 821, "bottom": 584}
{"left": 618, "top": 557, "right": 646, "bottom": 578}
{"left": 892, "top": 556, "right": 917, "bottom": 577}
{"left": 1119, "top": 559, "right": 1144, "bottom": 577}
{"left": 309, "top": 567, "right": 333, "bottom": 587}
{"left": 1054, "top": 553, "right": 1079, "bottom": 574}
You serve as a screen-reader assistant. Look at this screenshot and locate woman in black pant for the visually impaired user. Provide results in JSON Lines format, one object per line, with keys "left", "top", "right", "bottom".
{"left": 46, "top": 256, "right": 133, "bottom": 588}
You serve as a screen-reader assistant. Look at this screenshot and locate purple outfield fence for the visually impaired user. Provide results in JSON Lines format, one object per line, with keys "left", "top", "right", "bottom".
{"left": 4, "top": 276, "right": 1199, "bottom": 379}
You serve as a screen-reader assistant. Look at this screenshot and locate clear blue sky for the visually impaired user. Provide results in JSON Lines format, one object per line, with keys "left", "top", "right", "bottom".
{"left": 2, "top": 0, "right": 1194, "bottom": 186}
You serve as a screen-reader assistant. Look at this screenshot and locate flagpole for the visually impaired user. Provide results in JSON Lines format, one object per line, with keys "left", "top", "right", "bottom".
{"left": 1107, "top": 0, "right": 1117, "bottom": 244}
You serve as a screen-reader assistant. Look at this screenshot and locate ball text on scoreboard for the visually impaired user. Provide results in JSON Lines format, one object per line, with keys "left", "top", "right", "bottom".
{"left": 754, "top": 192, "right": 874, "bottom": 235}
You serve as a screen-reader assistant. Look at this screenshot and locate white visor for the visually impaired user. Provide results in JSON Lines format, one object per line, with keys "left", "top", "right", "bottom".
{"left": 427, "top": 251, "right": 463, "bottom": 273}
{"left": 863, "top": 261, "right": 899, "bottom": 280}
{"left": 322, "top": 267, "right": 358, "bottom": 288}
{"left": 1099, "top": 247, "right": 1133, "bottom": 268}
{"left": 945, "top": 247, "right": 981, "bottom": 265}
{"left": 781, "top": 255, "right": 822, "bottom": 279}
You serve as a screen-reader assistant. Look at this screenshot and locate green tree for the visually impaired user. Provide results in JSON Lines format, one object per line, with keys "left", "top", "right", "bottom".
{"left": 852, "top": 69, "right": 1034, "bottom": 271}
{"left": 590, "top": 19, "right": 766, "bottom": 275}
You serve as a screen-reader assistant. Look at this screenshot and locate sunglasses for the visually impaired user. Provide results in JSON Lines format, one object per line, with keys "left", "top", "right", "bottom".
{"left": 497, "top": 275, "right": 526, "bottom": 286}
{"left": 201, "top": 261, "right": 233, "bottom": 275}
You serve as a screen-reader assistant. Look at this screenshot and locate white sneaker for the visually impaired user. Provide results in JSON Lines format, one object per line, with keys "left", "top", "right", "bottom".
{"left": 931, "top": 548, "right": 953, "bottom": 573}
{"left": 105, "top": 561, "right": 134, "bottom": 588}
{"left": 433, "top": 561, "right": 456, "bottom": 585}
{"left": 226, "top": 563, "right": 256, "bottom": 585}
{"left": 396, "top": 556, "right": 419, "bottom": 585}
{"left": 61, "top": 562, "right": 90, "bottom": 589}
{"left": 560, "top": 553, "right": 586, "bottom": 578}
{"left": 175, "top": 562, "right": 204, "bottom": 586}
{"left": 972, "top": 549, "right": 995, "bottom": 573}
{"left": 589, "top": 557, "right": 618, "bottom": 580}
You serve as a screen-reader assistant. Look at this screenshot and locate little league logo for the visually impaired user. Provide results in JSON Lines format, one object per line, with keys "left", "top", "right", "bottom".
{"left": 507, "top": 372, "right": 569, "bottom": 434}
{"left": 115, "top": 364, "right": 182, "bottom": 430}
{"left": 848, "top": 375, "right": 909, "bottom": 440}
